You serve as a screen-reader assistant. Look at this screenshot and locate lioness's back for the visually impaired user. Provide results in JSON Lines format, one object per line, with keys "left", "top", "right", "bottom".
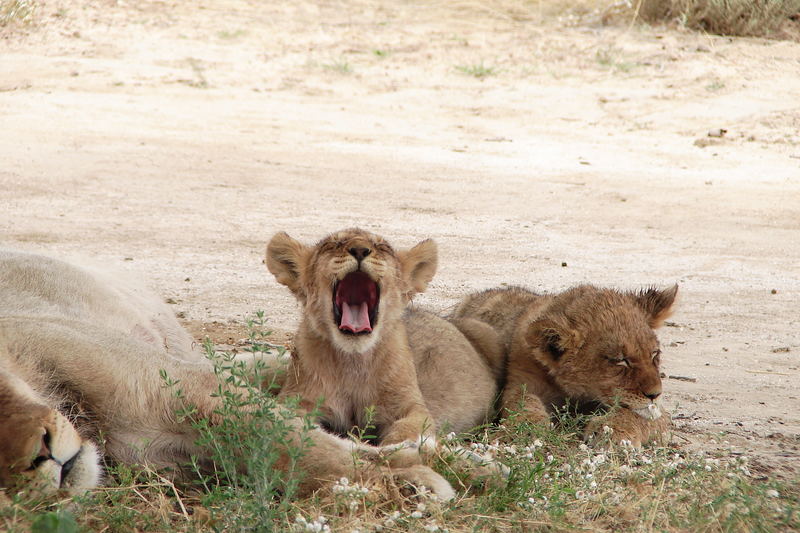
{"left": 0, "top": 250, "right": 194, "bottom": 358}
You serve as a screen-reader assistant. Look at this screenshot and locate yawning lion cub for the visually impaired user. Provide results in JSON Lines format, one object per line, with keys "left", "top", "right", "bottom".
{"left": 451, "top": 284, "right": 678, "bottom": 447}
{"left": 266, "top": 229, "right": 497, "bottom": 448}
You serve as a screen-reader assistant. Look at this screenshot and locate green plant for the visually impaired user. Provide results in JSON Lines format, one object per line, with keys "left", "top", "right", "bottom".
{"left": 455, "top": 62, "right": 496, "bottom": 78}
{"left": 595, "top": 47, "right": 637, "bottom": 72}
{"left": 217, "top": 29, "right": 246, "bottom": 40}
{"left": 322, "top": 60, "right": 352, "bottom": 74}
{"left": 168, "top": 328, "right": 311, "bottom": 530}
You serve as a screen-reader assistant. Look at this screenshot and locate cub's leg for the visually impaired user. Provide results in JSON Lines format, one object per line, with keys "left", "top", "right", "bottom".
{"left": 501, "top": 382, "right": 551, "bottom": 426}
{"left": 380, "top": 406, "right": 436, "bottom": 448}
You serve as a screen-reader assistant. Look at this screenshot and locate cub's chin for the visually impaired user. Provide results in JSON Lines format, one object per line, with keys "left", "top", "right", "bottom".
{"left": 328, "top": 324, "right": 381, "bottom": 355}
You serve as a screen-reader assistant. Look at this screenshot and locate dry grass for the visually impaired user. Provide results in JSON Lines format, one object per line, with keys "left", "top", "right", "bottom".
{"left": 438, "top": 0, "right": 800, "bottom": 39}
{"left": 638, "top": 0, "right": 800, "bottom": 39}
{"left": 0, "top": 0, "right": 36, "bottom": 26}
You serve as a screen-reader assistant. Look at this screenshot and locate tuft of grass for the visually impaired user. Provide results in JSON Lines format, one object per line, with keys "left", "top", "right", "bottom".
{"left": 217, "top": 29, "right": 246, "bottom": 40}
{"left": 455, "top": 62, "right": 497, "bottom": 79}
{"left": 595, "top": 47, "right": 637, "bottom": 72}
{"left": 184, "top": 57, "right": 208, "bottom": 88}
{"left": 0, "top": 0, "right": 36, "bottom": 26}
{"left": 322, "top": 60, "right": 353, "bottom": 74}
{"left": 638, "top": 0, "right": 800, "bottom": 39}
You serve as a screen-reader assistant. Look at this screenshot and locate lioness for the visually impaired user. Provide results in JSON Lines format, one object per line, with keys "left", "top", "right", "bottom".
{"left": 266, "top": 229, "right": 498, "bottom": 447}
{"left": 451, "top": 284, "right": 678, "bottom": 447}
{"left": 0, "top": 249, "right": 455, "bottom": 499}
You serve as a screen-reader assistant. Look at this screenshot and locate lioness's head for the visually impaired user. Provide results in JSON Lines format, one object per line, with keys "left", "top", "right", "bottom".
{"left": 525, "top": 285, "right": 678, "bottom": 419}
{"left": 266, "top": 228, "right": 437, "bottom": 354}
{"left": 0, "top": 369, "right": 101, "bottom": 495}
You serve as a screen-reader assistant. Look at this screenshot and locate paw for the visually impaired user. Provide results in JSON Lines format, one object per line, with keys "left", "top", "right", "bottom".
{"left": 583, "top": 418, "right": 643, "bottom": 448}
{"left": 392, "top": 465, "right": 455, "bottom": 502}
{"left": 440, "top": 444, "right": 509, "bottom": 491}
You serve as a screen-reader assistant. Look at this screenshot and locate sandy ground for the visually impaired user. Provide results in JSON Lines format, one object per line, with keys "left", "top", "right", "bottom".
{"left": 1, "top": 0, "right": 798, "bottom": 479}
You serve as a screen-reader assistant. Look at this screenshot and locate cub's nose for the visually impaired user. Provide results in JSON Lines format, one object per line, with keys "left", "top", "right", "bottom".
{"left": 348, "top": 247, "right": 371, "bottom": 262}
{"left": 644, "top": 391, "right": 661, "bottom": 401}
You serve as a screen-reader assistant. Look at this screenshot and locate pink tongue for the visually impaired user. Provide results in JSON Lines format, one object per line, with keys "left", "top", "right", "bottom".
{"left": 339, "top": 301, "right": 372, "bottom": 333}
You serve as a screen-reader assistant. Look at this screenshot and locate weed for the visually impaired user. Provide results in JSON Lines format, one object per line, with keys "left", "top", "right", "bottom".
{"left": 322, "top": 60, "right": 352, "bottom": 74}
{"left": 595, "top": 47, "right": 637, "bottom": 72}
{"left": 706, "top": 79, "right": 725, "bottom": 91}
{"left": 455, "top": 62, "right": 496, "bottom": 79}
{"left": 184, "top": 57, "right": 208, "bottom": 88}
{"left": 217, "top": 29, "right": 246, "bottom": 40}
{"left": 171, "top": 330, "right": 311, "bottom": 530}
{"left": 372, "top": 49, "right": 390, "bottom": 58}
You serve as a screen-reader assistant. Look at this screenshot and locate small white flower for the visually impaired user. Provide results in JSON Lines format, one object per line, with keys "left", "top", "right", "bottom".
{"left": 578, "top": 443, "right": 589, "bottom": 451}
{"left": 590, "top": 481, "right": 597, "bottom": 489}
{"left": 528, "top": 497, "right": 536, "bottom": 504}
{"left": 766, "top": 489, "right": 779, "bottom": 498}
{"left": 575, "top": 490, "right": 586, "bottom": 500}
{"left": 416, "top": 503, "right": 427, "bottom": 512}
{"left": 411, "top": 511, "right": 423, "bottom": 519}
{"left": 603, "top": 425, "right": 613, "bottom": 435}
{"left": 547, "top": 454, "right": 554, "bottom": 463}
{"left": 423, "top": 524, "right": 440, "bottom": 532}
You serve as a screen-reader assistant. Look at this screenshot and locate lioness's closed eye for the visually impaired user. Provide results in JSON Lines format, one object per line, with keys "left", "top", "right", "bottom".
{"left": 266, "top": 228, "right": 439, "bottom": 446}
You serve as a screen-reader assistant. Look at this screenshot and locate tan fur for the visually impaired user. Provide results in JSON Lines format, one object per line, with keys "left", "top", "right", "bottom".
{"left": 266, "top": 229, "right": 497, "bottom": 446}
{"left": 0, "top": 249, "right": 455, "bottom": 500}
{"left": 451, "top": 284, "right": 678, "bottom": 447}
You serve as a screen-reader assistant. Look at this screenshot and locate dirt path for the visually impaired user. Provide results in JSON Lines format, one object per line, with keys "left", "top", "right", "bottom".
{"left": 1, "top": 0, "right": 798, "bottom": 478}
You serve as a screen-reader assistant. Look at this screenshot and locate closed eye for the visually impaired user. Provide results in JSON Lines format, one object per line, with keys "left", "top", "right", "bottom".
{"left": 651, "top": 349, "right": 661, "bottom": 360}
{"left": 609, "top": 357, "right": 630, "bottom": 368}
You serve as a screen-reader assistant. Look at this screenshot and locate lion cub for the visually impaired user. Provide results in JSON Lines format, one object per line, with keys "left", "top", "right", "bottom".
{"left": 451, "top": 284, "right": 678, "bottom": 447}
{"left": 266, "top": 228, "right": 441, "bottom": 447}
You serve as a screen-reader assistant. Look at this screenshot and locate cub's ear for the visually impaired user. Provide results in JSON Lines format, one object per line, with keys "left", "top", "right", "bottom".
{"left": 266, "top": 232, "right": 309, "bottom": 296}
{"left": 398, "top": 239, "right": 438, "bottom": 298}
{"left": 525, "top": 317, "right": 581, "bottom": 365}
{"left": 633, "top": 284, "right": 678, "bottom": 329}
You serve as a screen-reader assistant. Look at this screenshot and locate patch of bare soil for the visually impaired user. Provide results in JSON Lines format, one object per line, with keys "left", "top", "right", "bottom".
{"left": 1, "top": 0, "right": 798, "bottom": 479}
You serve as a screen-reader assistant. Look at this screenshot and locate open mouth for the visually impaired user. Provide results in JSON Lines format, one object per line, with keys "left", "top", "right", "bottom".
{"left": 333, "top": 271, "right": 379, "bottom": 335}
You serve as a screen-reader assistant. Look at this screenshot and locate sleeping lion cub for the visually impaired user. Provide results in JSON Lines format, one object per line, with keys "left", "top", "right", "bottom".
{"left": 0, "top": 249, "right": 455, "bottom": 500}
{"left": 451, "top": 284, "right": 678, "bottom": 447}
{"left": 266, "top": 229, "right": 498, "bottom": 448}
